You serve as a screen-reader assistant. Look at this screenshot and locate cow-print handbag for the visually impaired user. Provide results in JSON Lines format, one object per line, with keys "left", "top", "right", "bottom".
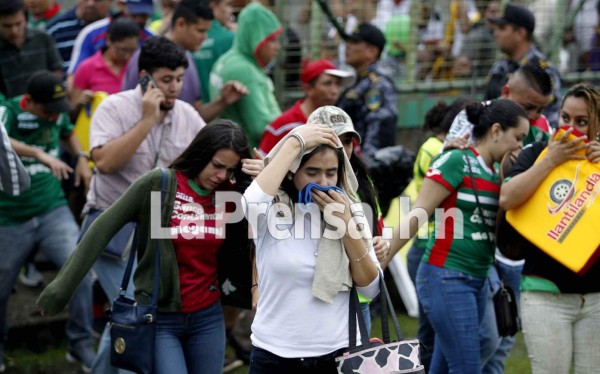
{"left": 335, "top": 272, "right": 424, "bottom": 373}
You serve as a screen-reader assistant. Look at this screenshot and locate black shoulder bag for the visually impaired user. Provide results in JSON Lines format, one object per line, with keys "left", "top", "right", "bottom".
{"left": 109, "top": 168, "right": 167, "bottom": 374}
{"left": 463, "top": 151, "right": 521, "bottom": 337}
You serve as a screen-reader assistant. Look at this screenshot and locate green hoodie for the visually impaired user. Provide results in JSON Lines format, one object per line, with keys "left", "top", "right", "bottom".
{"left": 209, "top": 3, "right": 282, "bottom": 147}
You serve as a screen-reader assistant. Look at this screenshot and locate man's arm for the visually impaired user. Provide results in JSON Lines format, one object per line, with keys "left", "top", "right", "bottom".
{"left": 61, "top": 133, "right": 92, "bottom": 191}
{"left": 91, "top": 85, "right": 164, "bottom": 174}
{"left": 193, "top": 81, "right": 248, "bottom": 122}
{"left": 10, "top": 138, "right": 73, "bottom": 180}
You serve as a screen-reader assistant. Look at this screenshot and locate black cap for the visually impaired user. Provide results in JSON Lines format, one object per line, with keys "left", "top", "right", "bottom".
{"left": 347, "top": 23, "right": 386, "bottom": 52}
{"left": 27, "top": 72, "right": 72, "bottom": 114}
{"left": 488, "top": 3, "right": 535, "bottom": 34}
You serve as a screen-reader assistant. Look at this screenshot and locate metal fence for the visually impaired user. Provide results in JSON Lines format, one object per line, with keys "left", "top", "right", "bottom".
{"left": 265, "top": 0, "right": 600, "bottom": 128}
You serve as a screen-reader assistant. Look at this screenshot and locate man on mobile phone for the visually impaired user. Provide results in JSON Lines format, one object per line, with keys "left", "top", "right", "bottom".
{"left": 81, "top": 36, "right": 206, "bottom": 374}
{"left": 122, "top": 0, "right": 247, "bottom": 122}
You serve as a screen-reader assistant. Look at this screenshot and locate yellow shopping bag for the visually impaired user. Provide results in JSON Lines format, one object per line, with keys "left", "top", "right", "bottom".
{"left": 506, "top": 127, "right": 600, "bottom": 275}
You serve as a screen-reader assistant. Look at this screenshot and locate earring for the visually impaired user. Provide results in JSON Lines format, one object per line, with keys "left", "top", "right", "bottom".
{"left": 287, "top": 174, "right": 293, "bottom": 180}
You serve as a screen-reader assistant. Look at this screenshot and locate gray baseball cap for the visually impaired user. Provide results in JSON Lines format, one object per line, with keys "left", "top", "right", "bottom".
{"left": 306, "top": 106, "right": 361, "bottom": 143}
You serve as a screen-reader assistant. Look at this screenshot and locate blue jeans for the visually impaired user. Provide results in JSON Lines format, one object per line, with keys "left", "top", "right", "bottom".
{"left": 359, "top": 302, "right": 371, "bottom": 337}
{"left": 417, "top": 262, "right": 488, "bottom": 374}
{"left": 249, "top": 346, "right": 344, "bottom": 374}
{"left": 154, "top": 302, "right": 225, "bottom": 374}
{"left": 81, "top": 218, "right": 135, "bottom": 374}
{"left": 480, "top": 261, "right": 522, "bottom": 374}
{"left": 407, "top": 243, "right": 434, "bottom": 371}
{"left": 0, "top": 206, "right": 93, "bottom": 362}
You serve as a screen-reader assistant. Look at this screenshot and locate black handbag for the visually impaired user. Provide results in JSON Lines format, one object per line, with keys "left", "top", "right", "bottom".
{"left": 492, "top": 263, "right": 521, "bottom": 337}
{"left": 464, "top": 152, "right": 521, "bottom": 338}
{"left": 335, "top": 273, "right": 424, "bottom": 373}
{"left": 109, "top": 168, "right": 167, "bottom": 374}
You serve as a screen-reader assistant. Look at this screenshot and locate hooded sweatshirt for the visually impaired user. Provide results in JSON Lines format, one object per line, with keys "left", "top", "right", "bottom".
{"left": 209, "top": 3, "right": 282, "bottom": 147}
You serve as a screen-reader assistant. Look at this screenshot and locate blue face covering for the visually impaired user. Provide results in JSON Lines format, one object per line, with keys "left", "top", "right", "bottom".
{"left": 298, "top": 183, "right": 345, "bottom": 207}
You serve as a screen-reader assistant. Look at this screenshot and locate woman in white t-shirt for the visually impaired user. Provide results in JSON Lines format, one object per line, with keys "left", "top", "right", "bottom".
{"left": 243, "top": 109, "right": 380, "bottom": 373}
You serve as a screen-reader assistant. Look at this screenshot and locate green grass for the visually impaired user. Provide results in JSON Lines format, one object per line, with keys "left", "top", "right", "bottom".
{"left": 4, "top": 313, "right": 531, "bottom": 373}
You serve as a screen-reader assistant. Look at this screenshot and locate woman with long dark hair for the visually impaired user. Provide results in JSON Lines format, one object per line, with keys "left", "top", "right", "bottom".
{"left": 244, "top": 108, "right": 380, "bottom": 373}
{"left": 38, "top": 120, "right": 255, "bottom": 373}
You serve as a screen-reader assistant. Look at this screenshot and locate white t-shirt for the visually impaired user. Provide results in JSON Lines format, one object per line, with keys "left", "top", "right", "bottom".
{"left": 243, "top": 181, "right": 380, "bottom": 358}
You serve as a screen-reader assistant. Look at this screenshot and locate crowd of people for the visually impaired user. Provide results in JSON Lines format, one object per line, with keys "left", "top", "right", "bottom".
{"left": 1, "top": 0, "right": 600, "bottom": 374}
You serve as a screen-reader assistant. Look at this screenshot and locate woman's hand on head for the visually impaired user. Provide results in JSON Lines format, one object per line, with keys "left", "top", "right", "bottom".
{"left": 545, "top": 128, "right": 588, "bottom": 167}
{"left": 294, "top": 124, "right": 340, "bottom": 150}
{"left": 241, "top": 149, "right": 265, "bottom": 179}
{"left": 587, "top": 140, "right": 600, "bottom": 163}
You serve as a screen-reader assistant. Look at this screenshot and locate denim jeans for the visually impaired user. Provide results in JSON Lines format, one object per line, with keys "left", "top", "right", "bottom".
{"left": 0, "top": 206, "right": 93, "bottom": 362}
{"left": 480, "top": 261, "right": 522, "bottom": 374}
{"left": 249, "top": 346, "right": 344, "bottom": 374}
{"left": 359, "top": 302, "right": 371, "bottom": 337}
{"left": 83, "top": 221, "right": 135, "bottom": 374}
{"left": 417, "top": 262, "right": 488, "bottom": 374}
{"left": 407, "top": 243, "right": 434, "bottom": 371}
{"left": 521, "top": 291, "right": 600, "bottom": 374}
{"left": 154, "top": 302, "right": 225, "bottom": 374}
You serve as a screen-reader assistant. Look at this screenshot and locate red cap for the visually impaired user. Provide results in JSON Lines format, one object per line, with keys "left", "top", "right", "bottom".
{"left": 300, "top": 60, "right": 353, "bottom": 85}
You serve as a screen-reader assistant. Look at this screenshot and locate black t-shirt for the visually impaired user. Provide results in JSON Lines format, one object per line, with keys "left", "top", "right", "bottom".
{"left": 508, "top": 142, "right": 600, "bottom": 293}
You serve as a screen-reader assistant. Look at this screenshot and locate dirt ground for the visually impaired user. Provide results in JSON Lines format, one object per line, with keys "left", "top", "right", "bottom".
{"left": 4, "top": 270, "right": 84, "bottom": 373}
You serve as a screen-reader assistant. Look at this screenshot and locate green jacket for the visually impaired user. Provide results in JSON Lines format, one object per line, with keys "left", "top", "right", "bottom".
{"left": 208, "top": 3, "right": 282, "bottom": 147}
{"left": 38, "top": 169, "right": 184, "bottom": 314}
{"left": 193, "top": 20, "right": 235, "bottom": 102}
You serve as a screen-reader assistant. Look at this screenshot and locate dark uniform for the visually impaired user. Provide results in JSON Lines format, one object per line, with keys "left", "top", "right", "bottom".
{"left": 337, "top": 63, "right": 398, "bottom": 158}
{"left": 484, "top": 45, "right": 562, "bottom": 128}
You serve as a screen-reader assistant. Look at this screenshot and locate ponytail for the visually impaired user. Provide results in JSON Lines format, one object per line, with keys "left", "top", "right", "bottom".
{"left": 467, "top": 99, "right": 527, "bottom": 141}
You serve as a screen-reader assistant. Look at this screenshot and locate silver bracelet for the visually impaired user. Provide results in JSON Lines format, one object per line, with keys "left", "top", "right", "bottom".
{"left": 289, "top": 133, "right": 305, "bottom": 155}
{"left": 351, "top": 249, "right": 370, "bottom": 262}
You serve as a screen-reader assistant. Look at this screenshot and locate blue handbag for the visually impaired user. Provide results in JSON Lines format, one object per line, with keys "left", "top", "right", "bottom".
{"left": 109, "top": 169, "right": 167, "bottom": 374}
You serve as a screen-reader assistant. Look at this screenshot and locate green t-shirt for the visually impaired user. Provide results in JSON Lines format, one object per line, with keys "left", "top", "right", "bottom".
{"left": 421, "top": 148, "right": 499, "bottom": 277}
{"left": 193, "top": 20, "right": 234, "bottom": 102}
{"left": 0, "top": 96, "right": 73, "bottom": 225}
{"left": 523, "top": 124, "right": 550, "bottom": 145}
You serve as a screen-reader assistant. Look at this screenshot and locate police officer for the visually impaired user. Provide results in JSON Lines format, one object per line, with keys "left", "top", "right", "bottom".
{"left": 337, "top": 23, "right": 398, "bottom": 158}
{"left": 485, "top": 3, "right": 561, "bottom": 128}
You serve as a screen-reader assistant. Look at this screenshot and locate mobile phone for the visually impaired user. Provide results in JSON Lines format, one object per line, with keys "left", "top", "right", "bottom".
{"left": 139, "top": 74, "right": 157, "bottom": 93}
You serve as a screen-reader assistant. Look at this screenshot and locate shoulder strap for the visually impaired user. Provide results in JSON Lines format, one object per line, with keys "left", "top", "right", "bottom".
{"left": 462, "top": 150, "right": 493, "bottom": 241}
{"left": 348, "top": 271, "right": 404, "bottom": 348}
{"left": 463, "top": 151, "right": 509, "bottom": 277}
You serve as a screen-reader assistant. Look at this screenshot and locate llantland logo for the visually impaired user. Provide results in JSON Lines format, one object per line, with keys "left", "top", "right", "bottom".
{"left": 546, "top": 170, "right": 600, "bottom": 243}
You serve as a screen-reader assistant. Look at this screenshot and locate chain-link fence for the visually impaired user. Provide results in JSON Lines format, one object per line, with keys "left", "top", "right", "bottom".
{"left": 262, "top": 0, "right": 600, "bottom": 129}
